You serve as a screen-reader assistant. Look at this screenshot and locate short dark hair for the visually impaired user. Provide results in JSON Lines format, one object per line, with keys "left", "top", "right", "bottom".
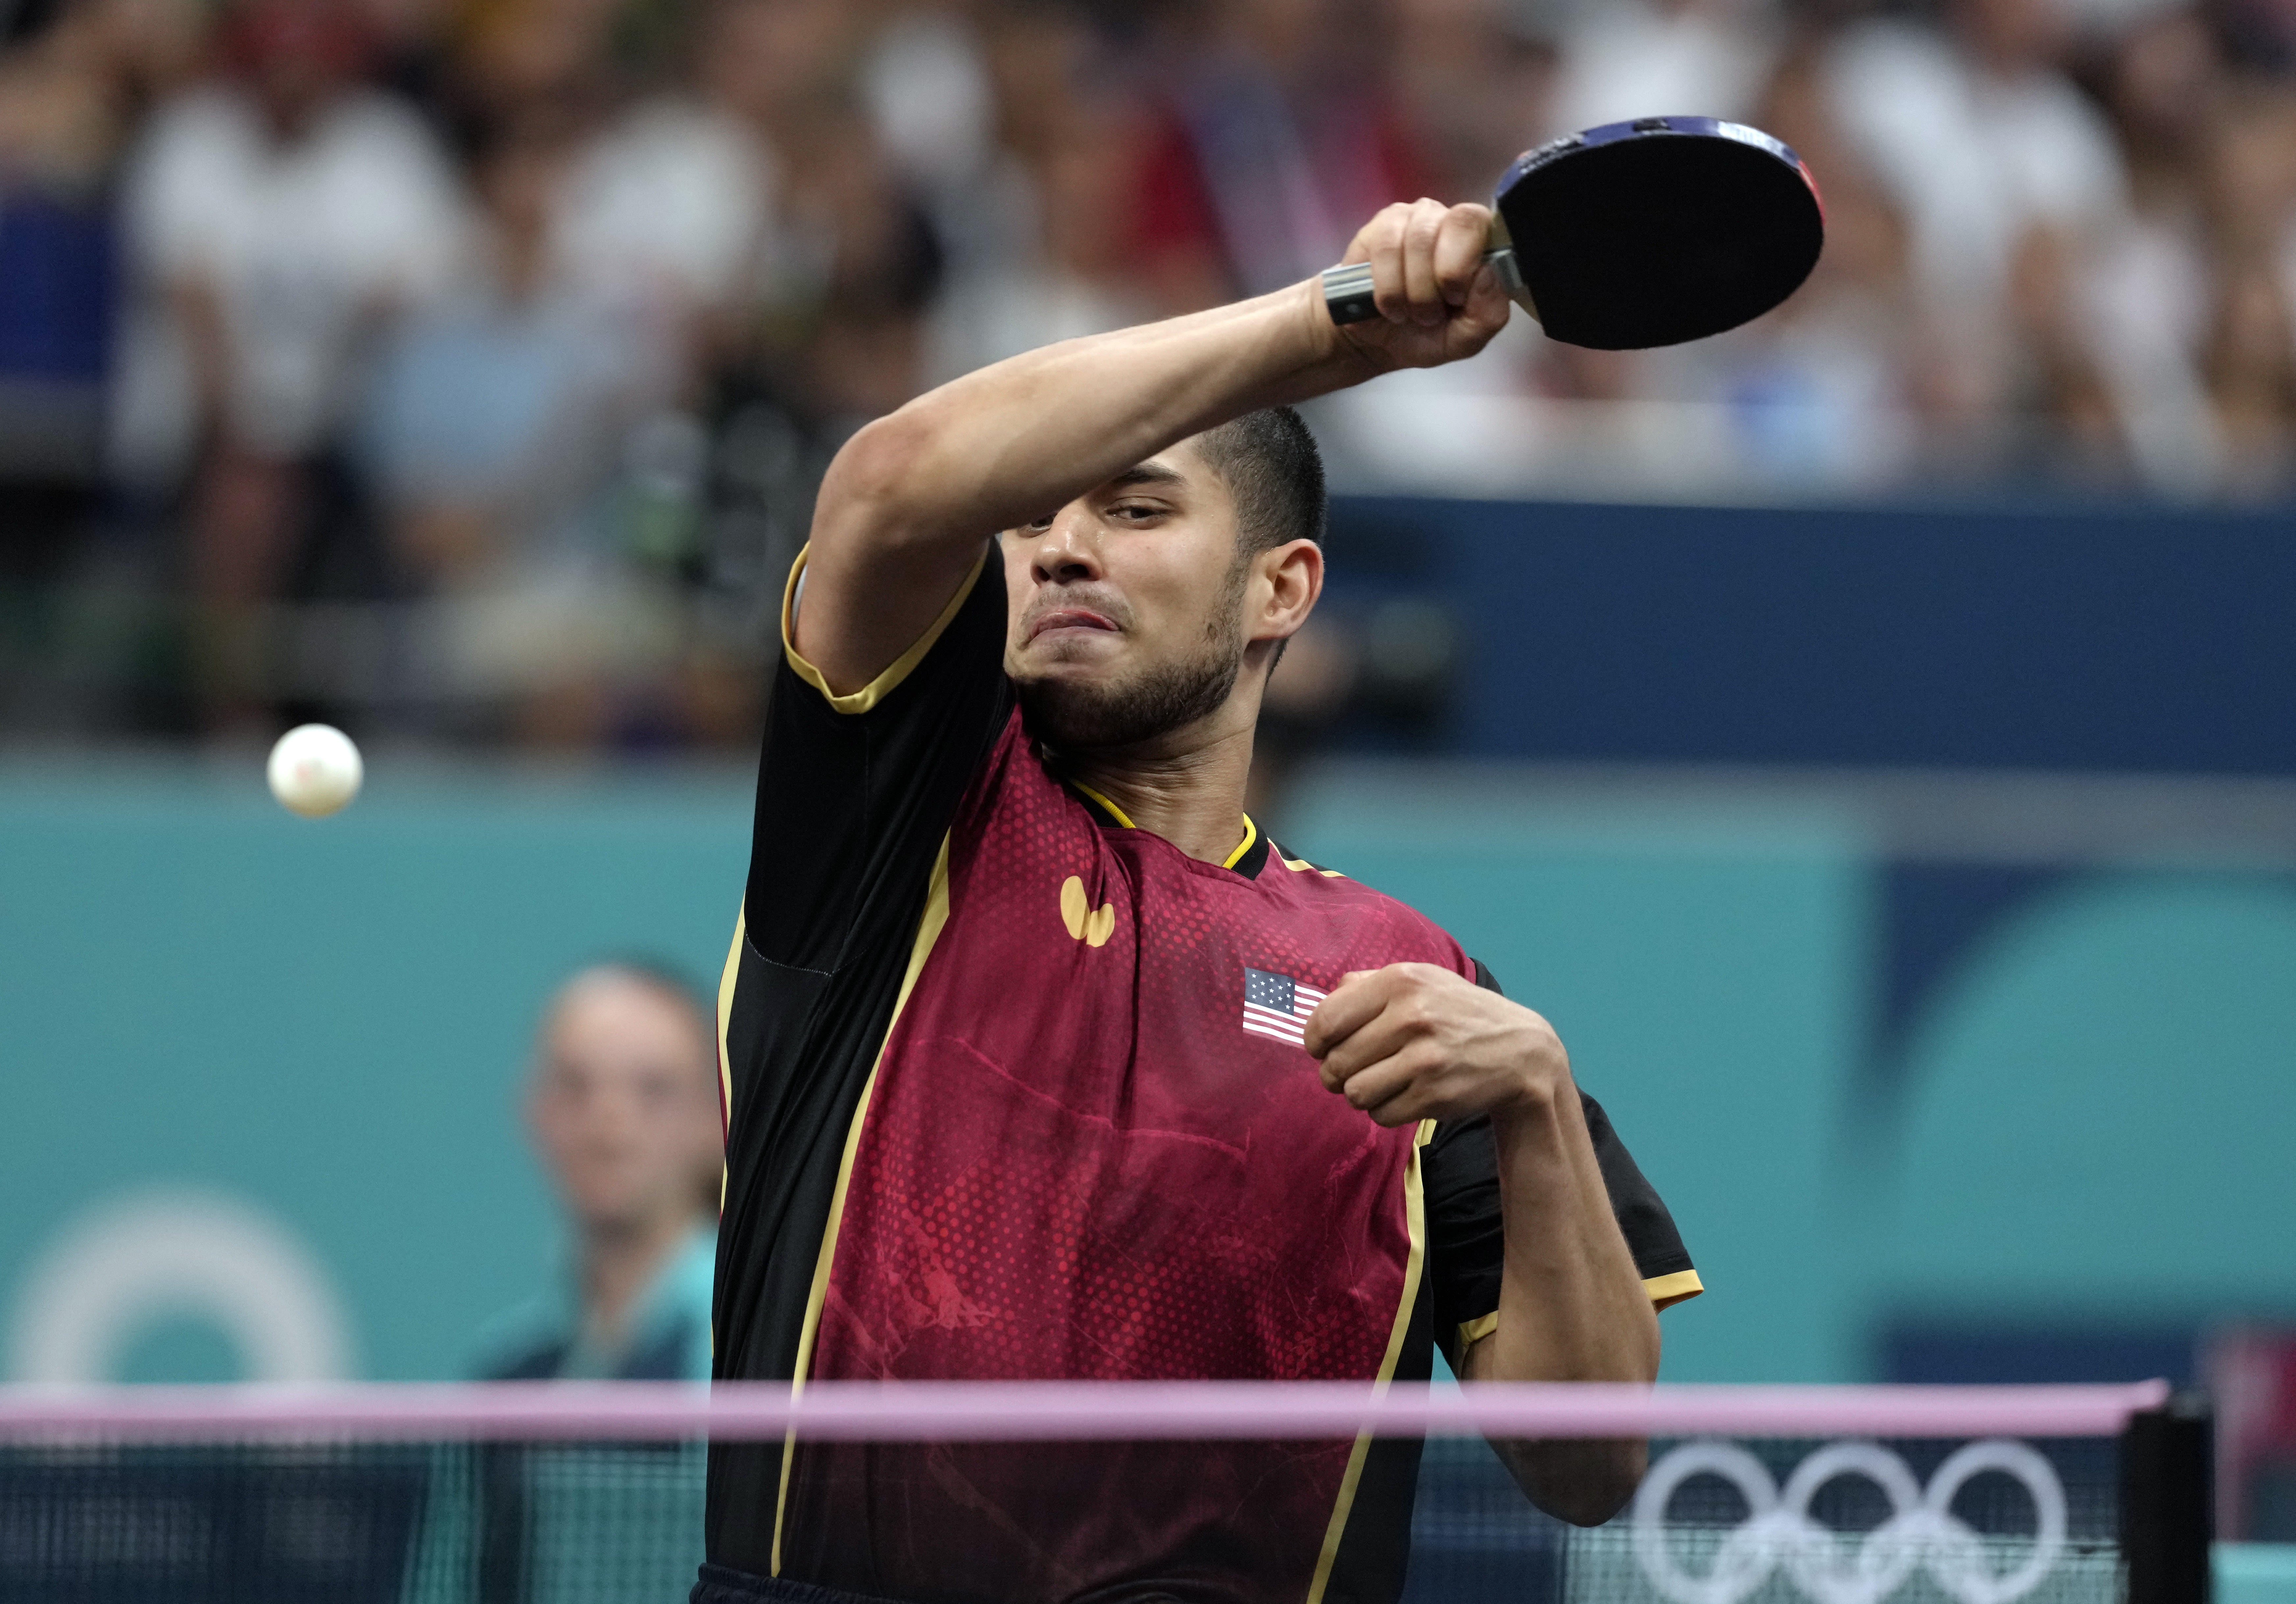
{"left": 1194, "top": 406, "right": 1326, "bottom": 557}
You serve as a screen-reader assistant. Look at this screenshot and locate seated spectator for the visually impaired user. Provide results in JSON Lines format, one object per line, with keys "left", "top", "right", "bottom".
{"left": 474, "top": 962, "right": 722, "bottom": 1382}
{"left": 1678, "top": 34, "right": 1921, "bottom": 487}
{"left": 1822, "top": 0, "right": 2128, "bottom": 469}
{"left": 2079, "top": 7, "right": 2228, "bottom": 490}
{"left": 729, "top": 6, "right": 943, "bottom": 425}
{"left": 2202, "top": 77, "right": 2296, "bottom": 487}
{"left": 0, "top": 0, "right": 128, "bottom": 583}
{"left": 359, "top": 109, "right": 688, "bottom": 744}
{"left": 115, "top": 0, "right": 466, "bottom": 725}
{"left": 922, "top": 1, "right": 1153, "bottom": 383}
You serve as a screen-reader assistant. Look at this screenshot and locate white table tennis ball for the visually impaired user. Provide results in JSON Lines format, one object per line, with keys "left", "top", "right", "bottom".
{"left": 267, "top": 724, "right": 363, "bottom": 818}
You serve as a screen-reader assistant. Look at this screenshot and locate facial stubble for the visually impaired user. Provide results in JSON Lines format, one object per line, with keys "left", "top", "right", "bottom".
{"left": 1017, "top": 556, "right": 1251, "bottom": 751}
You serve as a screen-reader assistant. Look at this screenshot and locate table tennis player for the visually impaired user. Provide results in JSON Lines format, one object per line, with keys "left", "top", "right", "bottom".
{"left": 700, "top": 197, "right": 1701, "bottom": 1604}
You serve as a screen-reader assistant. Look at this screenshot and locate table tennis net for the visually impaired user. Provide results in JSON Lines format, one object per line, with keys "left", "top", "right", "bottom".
{"left": 0, "top": 1381, "right": 2201, "bottom": 1604}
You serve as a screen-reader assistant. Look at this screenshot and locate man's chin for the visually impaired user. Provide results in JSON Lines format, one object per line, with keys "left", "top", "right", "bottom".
{"left": 1018, "top": 679, "right": 1143, "bottom": 750}
{"left": 1014, "top": 650, "right": 1242, "bottom": 751}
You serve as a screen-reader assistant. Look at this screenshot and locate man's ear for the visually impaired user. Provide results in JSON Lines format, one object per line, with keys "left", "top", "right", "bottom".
{"left": 1251, "top": 538, "right": 1323, "bottom": 644}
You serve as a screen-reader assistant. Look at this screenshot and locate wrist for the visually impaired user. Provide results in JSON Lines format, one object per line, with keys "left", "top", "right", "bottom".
{"left": 1488, "top": 1063, "right": 1565, "bottom": 1135}
{"left": 1289, "top": 275, "right": 1384, "bottom": 388}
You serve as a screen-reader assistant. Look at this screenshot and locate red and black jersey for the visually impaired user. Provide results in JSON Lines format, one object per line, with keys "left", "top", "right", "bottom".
{"left": 709, "top": 548, "right": 1698, "bottom": 1604}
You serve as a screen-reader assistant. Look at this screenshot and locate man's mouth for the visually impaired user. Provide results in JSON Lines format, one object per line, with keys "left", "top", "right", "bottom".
{"left": 1027, "top": 608, "right": 1120, "bottom": 643}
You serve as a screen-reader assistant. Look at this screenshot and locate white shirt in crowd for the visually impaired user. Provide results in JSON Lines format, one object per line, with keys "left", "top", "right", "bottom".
{"left": 1824, "top": 18, "right": 2127, "bottom": 318}
{"left": 549, "top": 98, "right": 776, "bottom": 316}
{"left": 117, "top": 85, "right": 466, "bottom": 469}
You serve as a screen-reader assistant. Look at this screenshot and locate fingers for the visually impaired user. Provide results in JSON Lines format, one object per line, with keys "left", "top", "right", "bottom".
{"left": 1301, "top": 967, "right": 1391, "bottom": 1062}
{"left": 1432, "top": 203, "right": 1490, "bottom": 308}
{"left": 1400, "top": 200, "right": 1446, "bottom": 325}
{"left": 1315, "top": 994, "right": 1432, "bottom": 1086}
{"left": 1356, "top": 199, "right": 1493, "bottom": 328}
{"left": 1305, "top": 962, "right": 1451, "bottom": 1085}
{"left": 1331, "top": 1045, "right": 1446, "bottom": 1127}
{"left": 1305, "top": 962, "right": 1556, "bottom": 1128}
{"left": 1362, "top": 203, "right": 1407, "bottom": 323}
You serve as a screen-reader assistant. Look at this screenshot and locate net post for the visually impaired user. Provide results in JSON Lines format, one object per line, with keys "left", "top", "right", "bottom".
{"left": 2122, "top": 1390, "right": 2214, "bottom": 1604}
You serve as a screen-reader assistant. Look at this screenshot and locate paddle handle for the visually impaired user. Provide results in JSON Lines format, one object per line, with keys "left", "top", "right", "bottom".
{"left": 1320, "top": 246, "right": 1523, "bottom": 326}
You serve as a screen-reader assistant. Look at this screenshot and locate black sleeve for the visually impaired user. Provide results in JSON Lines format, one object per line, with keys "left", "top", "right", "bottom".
{"left": 741, "top": 546, "right": 1014, "bottom": 973}
{"left": 710, "top": 550, "right": 1018, "bottom": 1562}
{"left": 1423, "top": 958, "right": 1697, "bottom": 1372}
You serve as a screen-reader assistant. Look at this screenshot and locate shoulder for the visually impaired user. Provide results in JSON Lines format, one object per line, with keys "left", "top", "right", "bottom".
{"left": 1257, "top": 837, "right": 1470, "bottom": 967}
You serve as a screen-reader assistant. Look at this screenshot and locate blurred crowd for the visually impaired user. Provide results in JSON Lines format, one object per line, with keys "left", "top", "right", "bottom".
{"left": 5, "top": 0, "right": 2296, "bottom": 747}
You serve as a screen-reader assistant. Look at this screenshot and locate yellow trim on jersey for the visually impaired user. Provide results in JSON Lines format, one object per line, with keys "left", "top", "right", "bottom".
{"left": 1068, "top": 779, "right": 1136, "bottom": 828}
{"left": 1306, "top": 1131, "right": 1427, "bottom": 1604}
{"left": 1454, "top": 1269, "right": 1705, "bottom": 1359}
{"left": 1643, "top": 1268, "right": 1705, "bottom": 1310}
{"left": 715, "top": 907, "right": 743, "bottom": 1210}
{"left": 1457, "top": 1311, "right": 1499, "bottom": 1352}
{"left": 1221, "top": 814, "right": 1259, "bottom": 871}
{"left": 1279, "top": 853, "right": 1346, "bottom": 879}
{"left": 1071, "top": 783, "right": 1254, "bottom": 871}
{"left": 780, "top": 543, "right": 990, "bottom": 715}
{"left": 770, "top": 833, "right": 955, "bottom": 1574}
{"left": 716, "top": 901, "right": 744, "bottom": 1126}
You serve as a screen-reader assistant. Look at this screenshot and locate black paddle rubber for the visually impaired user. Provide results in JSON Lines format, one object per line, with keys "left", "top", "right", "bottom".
{"left": 1497, "top": 116, "right": 1824, "bottom": 350}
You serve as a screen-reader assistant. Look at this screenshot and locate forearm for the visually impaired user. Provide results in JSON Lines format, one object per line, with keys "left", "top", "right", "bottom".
{"left": 793, "top": 278, "right": 1372, "bottom": 691}
{"left": 819, "top": 280, "right": 1360, "bottom": 557}
{"left": 793, "top": 199, "right": 1509, "bottom": 690}
{"left": 1485, "top": 1090, "right": 1659, "bottom": 1384}
{"left": 1470, "top": 1088, "right": 1660, "bottom": 1524}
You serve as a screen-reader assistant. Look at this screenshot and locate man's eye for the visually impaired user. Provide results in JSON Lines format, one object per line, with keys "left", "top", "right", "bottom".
{"left": 1112, "top": 503, "right": 1162, "bottom": 521}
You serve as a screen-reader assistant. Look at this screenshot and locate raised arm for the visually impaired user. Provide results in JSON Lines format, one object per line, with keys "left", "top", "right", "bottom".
{"left": 792, "top": 200, "right": 1512, "bottom": 695}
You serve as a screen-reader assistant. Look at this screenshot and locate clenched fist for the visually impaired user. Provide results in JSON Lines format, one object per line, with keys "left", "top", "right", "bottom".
{"left": 1302, "top": 962, "right": 1570, "bottom": 1128}
{"left": 1327, "top": 199, "right": 1514, "bottom": 373}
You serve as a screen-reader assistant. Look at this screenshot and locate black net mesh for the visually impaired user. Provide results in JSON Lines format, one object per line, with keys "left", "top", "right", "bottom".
{"left": 0, "top": 1429, "right": 2122, "bottom": 1604}
{"left": 0, "top": 1439, "right": 707, "bottom": 1604}
{"left": 1408, "top": 1435, "right": 2123, "bottom": 1604}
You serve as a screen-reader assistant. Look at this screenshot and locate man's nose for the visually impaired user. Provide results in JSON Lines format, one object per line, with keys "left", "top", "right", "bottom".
{"left": 1028, "top": 510, "right": 1103, "bottom": 585}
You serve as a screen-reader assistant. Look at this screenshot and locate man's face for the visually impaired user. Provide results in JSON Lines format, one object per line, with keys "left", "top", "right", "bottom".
{"left": 526, "top": 973, "right": 721, "bottom": 1237}
{"left": 1000, "top": 439, "right": 1260, "bottom": 750}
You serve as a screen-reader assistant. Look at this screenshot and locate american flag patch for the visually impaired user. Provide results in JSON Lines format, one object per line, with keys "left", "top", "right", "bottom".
{"left": 1242, "top": 966, "right": 1325, "bottom": 1047}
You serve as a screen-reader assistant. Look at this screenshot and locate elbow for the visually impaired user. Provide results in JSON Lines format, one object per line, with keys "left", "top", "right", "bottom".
{"left": 1508, "top": 1436, "right": 1649, "bottom": 1528}
{"left": 819, "top": 413, "right": 915, "bottom": 519}
{"left": 1542, "top": 1469, "right": 1639, "bottom": 1529}
{"left": 814, "top": 409, "right": 942, "bottom": 553}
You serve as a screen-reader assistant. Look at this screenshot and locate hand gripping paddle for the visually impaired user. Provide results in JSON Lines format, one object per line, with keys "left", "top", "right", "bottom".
{"left": 1321, "top": 116, "right": 1825, "bottom": 350}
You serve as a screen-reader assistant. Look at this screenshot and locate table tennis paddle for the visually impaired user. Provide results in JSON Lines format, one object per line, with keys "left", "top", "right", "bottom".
{"left": 1321, "top": 116, "right": 1825, "bottom": 351}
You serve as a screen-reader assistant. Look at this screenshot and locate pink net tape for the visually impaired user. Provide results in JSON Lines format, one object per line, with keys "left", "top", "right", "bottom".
{"left": 0, "top": 1380, "right": 2170, "bottom": 1443}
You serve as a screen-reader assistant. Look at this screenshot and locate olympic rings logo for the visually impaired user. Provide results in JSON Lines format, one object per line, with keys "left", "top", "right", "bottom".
{"left": 1630, "top": 1439, "right": 2068, "bottom": 1604}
